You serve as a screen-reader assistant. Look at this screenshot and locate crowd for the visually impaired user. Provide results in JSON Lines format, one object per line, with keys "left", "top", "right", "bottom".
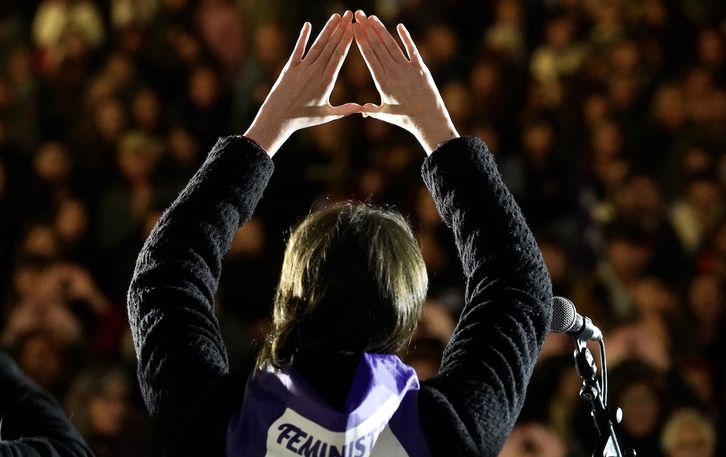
{"left": 0, "top": 0, "right": 725, "bottom": 456}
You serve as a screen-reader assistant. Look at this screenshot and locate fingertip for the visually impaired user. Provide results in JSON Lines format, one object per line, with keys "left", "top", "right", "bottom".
{"left": 397, "top": 23, "right": 410, "bottom": 38}
{"left": 355, "top": 10, "right": 367, "bottom": 20}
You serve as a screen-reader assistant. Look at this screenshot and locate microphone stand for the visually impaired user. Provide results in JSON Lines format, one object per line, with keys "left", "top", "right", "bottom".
{"left": 572, "top": 339, "right": 636, "bottom": 457}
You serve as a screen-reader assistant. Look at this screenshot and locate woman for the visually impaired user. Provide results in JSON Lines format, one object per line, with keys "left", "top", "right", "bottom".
{"left": 127, "top": 10, "right": 552, "bottom": 456}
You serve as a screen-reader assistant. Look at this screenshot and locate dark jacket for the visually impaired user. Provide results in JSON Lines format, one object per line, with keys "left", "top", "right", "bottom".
{"left": 0, "top": 351, "right": 94, "bottom": 457}
{"left": 127, "top": 135, "right": 552, "bottom": 456}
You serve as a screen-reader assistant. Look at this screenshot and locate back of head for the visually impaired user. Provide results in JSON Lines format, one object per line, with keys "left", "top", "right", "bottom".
{"left": 258, "top": 202, "right": 428, "bottom": 368}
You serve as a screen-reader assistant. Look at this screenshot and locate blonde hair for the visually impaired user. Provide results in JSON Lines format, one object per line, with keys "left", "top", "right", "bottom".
{"left": 660, "top": 409, "right": 716, "bottom": 456}
{"left": 257, "top": 202, "right": 428, "bottom": 368}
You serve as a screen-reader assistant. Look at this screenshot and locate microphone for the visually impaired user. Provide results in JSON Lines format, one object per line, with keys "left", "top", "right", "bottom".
{"left": 551, "top": 296, "right": 603, "bottom": 341}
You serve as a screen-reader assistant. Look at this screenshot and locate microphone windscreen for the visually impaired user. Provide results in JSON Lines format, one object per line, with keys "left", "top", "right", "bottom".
{"left": 550, "top": 296, "right": 576, "bottom": 333}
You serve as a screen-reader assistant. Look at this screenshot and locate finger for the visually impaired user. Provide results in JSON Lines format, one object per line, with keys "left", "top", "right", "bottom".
{"left": 353, "top": 21, "right": 384, "bottom": 77}
{"left": 305, "top": 13, "right": 342, "bottom": 62}
{"left": 289, "top": 22, "right": 312, "bottom": 64}
{"left": 329, "top": 102, "right": 364, "bottom": 117}
{"left": 324, "top": 19, "right": 354, "bottom": 80}
{"left": 397, "top": 23, "right": 424, "bottom": 67}
{"left": 356, "top": 14, "right": 391, "bottom": 69}
{"left": 318, "top": 10, "right": 353, "bottom": 67}
{"left": 369, "top": 15, "right": 407, "bottom": 65}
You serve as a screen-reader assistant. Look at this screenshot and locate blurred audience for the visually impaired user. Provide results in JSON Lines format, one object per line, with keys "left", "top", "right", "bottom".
{"left": 1, "top": 1, "right": 726, "bottom": 456}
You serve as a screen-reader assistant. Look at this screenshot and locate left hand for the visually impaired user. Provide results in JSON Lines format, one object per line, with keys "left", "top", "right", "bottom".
{"left": 353, "top": 11, "right": 459, "bottom": 154}
{"left": 244, "top": 11, "right": 362, "bottom": 155}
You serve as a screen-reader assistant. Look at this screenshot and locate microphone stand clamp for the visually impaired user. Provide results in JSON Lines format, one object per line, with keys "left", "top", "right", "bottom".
{"left": 572, "top": 339, "right": 636, "bottom": 457}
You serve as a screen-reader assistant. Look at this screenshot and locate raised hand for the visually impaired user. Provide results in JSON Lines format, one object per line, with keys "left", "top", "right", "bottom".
{"left": 244, "top": 11, "right": 361, "bottom": 156}
{"left": 353, "top": 11, "right": 459, "bottom": 154}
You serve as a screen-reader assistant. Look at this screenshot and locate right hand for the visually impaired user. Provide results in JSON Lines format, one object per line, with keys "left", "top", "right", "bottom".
{"left": 353, "top": 11, "right": 459, "bottom": 154}
{"left": 244, "top": 11, "right": 362, "bottom": 156}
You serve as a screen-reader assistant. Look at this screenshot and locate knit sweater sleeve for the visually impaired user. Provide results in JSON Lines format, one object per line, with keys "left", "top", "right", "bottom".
{"left": 418, "top": 137, "right": 552, "bottom": 456}
{"left": 126, "top": 136, "right": 274, "bottom": 451}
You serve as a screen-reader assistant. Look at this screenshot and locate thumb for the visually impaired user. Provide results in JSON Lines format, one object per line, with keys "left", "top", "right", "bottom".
{"left": 329, "top": 102, "right": 364, "bottom": 117}
{"left": 361, "top": 102, "right": 383, "bottom": 119}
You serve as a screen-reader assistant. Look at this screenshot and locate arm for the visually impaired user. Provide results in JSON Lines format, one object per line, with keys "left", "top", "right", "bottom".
{"left": 0, "top": 352, "right": 94, "bottom": 457}
{"left": 354, "top": 11, "right": 552, "bottom": 455}
{"left": 127, "top": 11, "right": 359, "bottom": 454}
{"left": 419, "top": 137, "right": 552, "bottom": 455}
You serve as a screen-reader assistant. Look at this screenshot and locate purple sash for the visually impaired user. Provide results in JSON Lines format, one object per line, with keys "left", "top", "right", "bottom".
{"left": 226, "top": 353, "right": 431, "bottom": 456}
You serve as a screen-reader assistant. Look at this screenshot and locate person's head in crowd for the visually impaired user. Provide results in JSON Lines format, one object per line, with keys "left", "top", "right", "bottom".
{"left": 404, "top": 337, "right": 445, "bottom": 382}
{"left": 640, "top": 0, "right": 668, "bottom": 29}
{"left": 13, "top": 330, "right": 73, "bottom": 397}
{"left": 588, "top": 0, "right": 625, "bottom": 35}
{"left": 131, "top": 87, "right": 164, "bottom": 133}
{"left": 92, "top": 97, "right": 128, "bottom": 143}
{"left": 537, "top": 232, "right": 571, "bottom": 297}
{"left": 101, "top": 52, "right": 137, "bottom": 94}
{"left": 115, "top": 131, "right": 163, "bottom": 186}
{"left": 484, "top": 0, "right": 526, "bottom": 62}
{"left": 588, "top": 119, "right": 629, "bottom": 191}
{"left": 632, "top": 275, "right": 677, "bottom": 319}
{"left": 469, "top": 60, "right": 502, "bottom": 103}
{"left": 607, "top": 71, "right": 642, "bottom": 112}
{"left": 705, "top": 87, "right": 726, "bottom": 126}
{"left": 675, "top": 358, "right": 718, "bottom": 411}
{"left": 680, "top": 170, "right": 722, "bottom": 223}
{"left": 54, "top": 197, "right": 91, "bottom": 255}
{"left": 421, "top": 23, "right": 460, "bottom": 76}
{"left": 228, "top": 216, "right": 266, "bottom": 260}
{"left": 544, "top": 13, "right": 577, "bottom": 50}
{"left": 660, "top": 409, "right": 717, "bottom": 457}
{"left": 19, "top": 221, "right": 60, "bottom": 262}
{"left": 590, "top": 118, "right": 625, "bottom": 161}
{"left": 521, "top": 117, "right": 556, "bottom": 166}
{"left": 613, "top": 171, "right": 663, "bottom": 231}
{"left": 188, "top": 64, "right": 221, "bottom": 111}
{"left": 695, "top": 27, "right": 725, "bottom": 71}
{"left": 499, "top": 421, "right": 569, "bottom": 457}
{"left": 470, "top": 122, "right": 501, "bottom": 155}
{"left": 414, "top": 299, "right": 456, "bottom": 346}
{"left": 257, "top": 202, "right": 427, "bottom": 368}
{"left": 603, "top": 222, "right": 653, "bottom": 280}
{"left": 33, "top": 141, "right": 74, "bottom": 187}
{"left": 685, "top": 272, "right": 723, "bottom": 333}
{"left": 168, "top": 26, "right": 204, "bottom": 69}
{"left": 252, "top": 22, "right": 289, "bottom": 69}
{"left": 64, "top": 365, "right": 158, "bottom": 456}
{"left": 441, "top": 81, "right": 472, "bottom": 129}
{"left": 166, "top": 125, "right": 201, "bottom": 171}
{"left": 649, "top": 83, "right": 687, "bottom": 132}
{"left": 65, "top": 366, "right": 131, "bottom": 440}
{"left": 582, "top": 90, "right": 611, "bottom": 128}
{"left": 610, "top": 359, "right": 670, "bottom": 444}
{"left": 609, "top": 38, "right": 641, "bottom": 75}
{"left": 681, "top": 66, "right": 713, "bottom": 116}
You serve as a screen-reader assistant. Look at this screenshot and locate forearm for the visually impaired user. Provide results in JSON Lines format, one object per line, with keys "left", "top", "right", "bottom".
{"left": 127, "top": 135, "right": 273, "bottom": 442}
{"left": 423, "top": 137, "right": 551, "bottom": 302}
